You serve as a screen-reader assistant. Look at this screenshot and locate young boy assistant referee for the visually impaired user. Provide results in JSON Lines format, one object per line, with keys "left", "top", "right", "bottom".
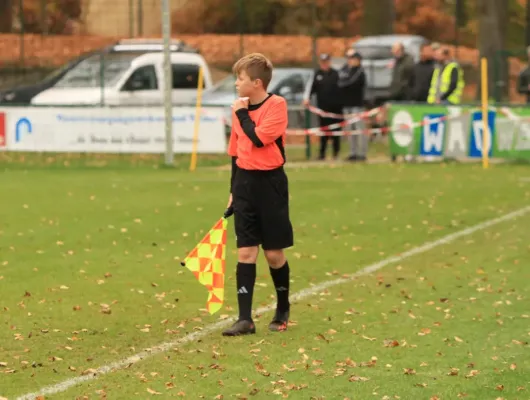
{"left": 222, "top": 53, "right": 294, "bottom": 336}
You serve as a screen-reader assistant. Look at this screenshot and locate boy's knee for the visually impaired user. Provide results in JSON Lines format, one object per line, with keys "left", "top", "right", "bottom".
{"left": 238, "top": 247, "right": 259, "bottom": 264}
{"left": 264, "top": 249, "right": 286, "bottom": 269}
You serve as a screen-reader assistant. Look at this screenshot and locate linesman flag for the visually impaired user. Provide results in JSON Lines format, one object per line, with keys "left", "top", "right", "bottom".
{"left": 181, "top": 217, "right": 228, "bottom": 315}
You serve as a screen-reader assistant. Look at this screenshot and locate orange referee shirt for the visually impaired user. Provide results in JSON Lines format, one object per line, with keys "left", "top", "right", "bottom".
{"left": 228, "top": 94, "right": 288, "bottom": 170}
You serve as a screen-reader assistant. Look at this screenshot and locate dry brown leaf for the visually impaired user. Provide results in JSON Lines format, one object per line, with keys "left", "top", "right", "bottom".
{"left": 465, "top": 370, "right": 480, "bottom": 378}
{"left": 362, "top": 335, "right": 376, "bottom": 341}
{"left": 348, "top": 375, "right": 370, "bottom": 382}
{"left": 147, "top": 388, "right": 162, "bottom": 395}
{"left": 454, "top": 336, "right": 464, "bottom": 343}
{"left": 510, "top": 363, "right": 517, "bottom": 370}
{"left": 403, "top": 368, "right": 416, "bottom": 375}
{"left": 0, "top": 362, "right": 7, "bottom": 367}
{"left": 415, "top": 383, "right": 428, "bottom": 388}
{"left": 448, "top": 368, "right": 459, "bottom": 376}
{"left": 312, "top": 368, "right": 326, "bottom": 376}
{"left": 383, "top": 339, "right": 400, "bottom": 347}
{"left": 495, "top": 385, "right": 504, "bottom": 391}
{"left": 81, "top": 368, "right": 97, "bottom": 376}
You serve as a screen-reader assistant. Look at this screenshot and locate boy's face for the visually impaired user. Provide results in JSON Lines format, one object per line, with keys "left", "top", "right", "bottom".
{"left": 235, "top": 70, "right": 261, "bottom": 97}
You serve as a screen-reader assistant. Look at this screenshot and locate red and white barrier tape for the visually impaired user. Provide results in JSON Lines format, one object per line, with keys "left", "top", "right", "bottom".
{"left": 304, "top": 104, "right": 381, "bottom": 119}
{"left": 290, "top": 105, "right": 494, "bottom": 137}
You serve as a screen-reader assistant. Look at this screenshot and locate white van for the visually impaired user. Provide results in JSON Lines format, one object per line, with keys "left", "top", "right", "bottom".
{"left": 31, "top": 51, "right": 212, "bottom": 106}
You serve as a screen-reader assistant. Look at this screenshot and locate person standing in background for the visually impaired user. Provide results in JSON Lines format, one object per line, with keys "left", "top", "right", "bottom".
{"left": 388, "top": 42, "right": 415, "bottom": 102}
{"left": 304, "top": 53, "right": 343, "bottom": 161}
{"left": 410, "top": 42, "right": 435, "bottom": 102}
{"left": 427, "top": 46, "right": 465, "bottom": 105}
{"left": 338, "top": 49, "right": 367, "bottom": 162}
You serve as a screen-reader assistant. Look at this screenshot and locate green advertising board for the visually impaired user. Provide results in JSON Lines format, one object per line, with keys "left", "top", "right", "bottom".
{"left": 388, "top": 104, "right": 530, "bottom": 160}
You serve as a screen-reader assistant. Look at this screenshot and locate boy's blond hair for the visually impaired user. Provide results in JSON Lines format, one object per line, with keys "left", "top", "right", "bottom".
{"left": 232, "top": 53, "right": 273, "bottom": 89}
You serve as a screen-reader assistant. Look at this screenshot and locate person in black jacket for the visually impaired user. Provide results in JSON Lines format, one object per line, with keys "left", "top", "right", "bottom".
{"left": 338, "top": 49, "right": 367, "bottom": 161}
{"left": 410, "top": 42, "right": 435, "bottom": 102}
{"left": 304, "top": 53, "right": 343, "bottom": 160}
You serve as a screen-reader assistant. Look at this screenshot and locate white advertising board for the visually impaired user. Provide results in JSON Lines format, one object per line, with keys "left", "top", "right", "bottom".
{"left": 0, "top": 106, "right": 227, "bottom": 154}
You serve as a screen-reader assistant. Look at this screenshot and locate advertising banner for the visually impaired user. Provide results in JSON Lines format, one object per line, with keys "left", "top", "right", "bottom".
{"left": 0, "top": 106, "right": 227, "bottom": 154}
{"left": 388, "top": 104, "right": 530, "bottom": 160}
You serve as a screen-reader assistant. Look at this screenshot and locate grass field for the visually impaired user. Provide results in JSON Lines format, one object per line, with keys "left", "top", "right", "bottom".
{"left": 1, "top": 156, "right": 530, "bottom": 399}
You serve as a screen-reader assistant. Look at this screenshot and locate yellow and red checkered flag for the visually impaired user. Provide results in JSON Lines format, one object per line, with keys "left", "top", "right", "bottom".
{"left": 181, "top": 217, "right": 228, "bottom": 315}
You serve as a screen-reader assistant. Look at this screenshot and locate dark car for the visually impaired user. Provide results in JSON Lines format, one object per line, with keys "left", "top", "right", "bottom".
{"left": 0, "top": 38, "right": 199, "bottom": 105}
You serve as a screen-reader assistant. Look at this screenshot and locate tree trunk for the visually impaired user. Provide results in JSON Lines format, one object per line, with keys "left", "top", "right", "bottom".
{"left": 477, "top": 0, "right": 508, "bottom": 102}
{"left": 0, "top": 0, "right": 13, "bottom": 33}
{"left": 362, "top": 0, "right": 394, "bottom": 36}
{"left": 526, "top": 0, "right": 530, "bottom": 48}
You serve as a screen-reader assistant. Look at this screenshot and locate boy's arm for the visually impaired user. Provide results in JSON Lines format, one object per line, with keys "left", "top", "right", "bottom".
{"left": 235, "top": 100, "right": 288, "bottom": 148}
{"left": 227, "top": 122, "right": 238, "bottom": 193}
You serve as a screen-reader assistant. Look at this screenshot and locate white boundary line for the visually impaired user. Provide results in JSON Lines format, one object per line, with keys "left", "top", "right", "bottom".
{"left": 15, "top": 205, "right": 530, "bottom": 400}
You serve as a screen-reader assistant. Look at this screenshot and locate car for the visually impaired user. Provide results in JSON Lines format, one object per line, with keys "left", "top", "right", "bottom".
{"left": 350, "top": 34, "right": 429, "bottom": 104}
{"left": 31, "top": 51, "right": 212, "bottom": 106}
{"left": 201, "top": 67, "right": 313, "bottom": 129}
{"left": 0, "top": 38, "right": 200, "bottom": 105}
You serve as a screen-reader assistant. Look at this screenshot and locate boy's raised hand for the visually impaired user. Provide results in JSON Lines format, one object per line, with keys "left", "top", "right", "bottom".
{"left": 232, "top": 97, "right": 249, "bottom": 111}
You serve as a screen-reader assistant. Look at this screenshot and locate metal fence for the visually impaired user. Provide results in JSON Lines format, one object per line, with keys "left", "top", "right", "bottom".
{"left": 493, "top": 49, "right": 528, "bottom": 105}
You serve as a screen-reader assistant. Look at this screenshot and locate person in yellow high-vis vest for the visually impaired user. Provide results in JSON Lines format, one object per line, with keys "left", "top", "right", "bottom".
{"left": 427, "top": 47, "right": 465, "bottom": 104}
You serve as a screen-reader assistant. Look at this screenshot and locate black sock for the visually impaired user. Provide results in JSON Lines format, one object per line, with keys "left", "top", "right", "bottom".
{"left": 236, "top": 262, "right": 256, "bottom": 321}
{"left": 269, "top": 261, "right": 290, "bottom": 312}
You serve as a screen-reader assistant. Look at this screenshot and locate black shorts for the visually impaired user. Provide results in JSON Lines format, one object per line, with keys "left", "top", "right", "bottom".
{"left": 232, "top": 166, "right": 294, "bottom": 250}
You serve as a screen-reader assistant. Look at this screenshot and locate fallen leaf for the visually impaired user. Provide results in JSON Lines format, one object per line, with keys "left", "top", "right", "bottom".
{"left": 415, "top": 383, "right": 428, "bottom": 388}
{"left": 418, "top": 328, "right": 431, "bottom": 336}
{"left": 82, "top": 368, "right": 97, "bottom": 376}
{"left": 448, "top": 368, "right": 459, "bottom": 376}
{"left": 147, "top": 388, "right": 162, "bottom": 395}
{"left": 348, "top": 375, "right": 370, "bottom": 382}
{"left": 383, "top": 339, "right": 400, "bottom": 347}
{"left": 465, "top": 370, "right": 480, "bottom": 378}
{"left": 454, "top": 336, "right": 464, "bottom": 343}
{"left": 510, "top": 363, "right": 517, "bottom": 371}
{"left": 403, "top": 368, "right": 416, "bottom": 375}
{"left": 495, "top": 385, "right": 504, "bottom": 391}
{"left": 312, "top": 368, "right": 326, "bottom": 376}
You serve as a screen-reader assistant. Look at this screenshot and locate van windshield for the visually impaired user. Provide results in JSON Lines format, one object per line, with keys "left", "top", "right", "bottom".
{"left": 55, "top": 54, "right": 136, "bottom": 88}
{"left": 354, "top": 45, "right": 394, "bottom": 60}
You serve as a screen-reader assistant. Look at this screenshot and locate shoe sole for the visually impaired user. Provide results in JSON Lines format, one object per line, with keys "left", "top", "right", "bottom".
{"left": 268, "top": 322, "right": 288, "bottom": 332}
{"left": 222, "top": 329, "right": 256, "bottom": 337}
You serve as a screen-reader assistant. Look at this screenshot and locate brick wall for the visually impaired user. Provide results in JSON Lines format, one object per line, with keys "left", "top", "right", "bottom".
{"left": 0, "top": 33, "right": 358, "bottom": 67}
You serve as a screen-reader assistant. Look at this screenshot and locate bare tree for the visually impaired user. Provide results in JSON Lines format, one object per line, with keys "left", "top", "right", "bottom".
{"left": 477, "top": 0, "right": 508, "bottom": 101}
{"left": 0, "top": 0, "right": 13, "bottom": 33}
